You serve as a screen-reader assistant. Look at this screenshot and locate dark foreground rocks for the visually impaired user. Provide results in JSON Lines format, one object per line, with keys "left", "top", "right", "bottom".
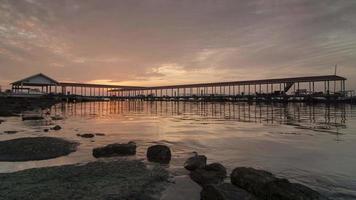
{"left": 184, "top": 153, "right": 207, "bottom": 171}
{"left": 190, "top": 163, "right": 227, "bottom": 186}
{"left": 231, "top": 167, "right": 327, "bottom": 200}
{"left": 0, "top": 160, "right": 169, "bottom": 200}
{"left": 0, "top": 137, "right": 78, "bottom": 161}
{"left": 93, "top": 142, "right": 137, "bottom": 158}
{"left": 201, "top": 183, "right": 256, "bottom": 200}
{"left": 147, "top": 145, "right": 171, "bottom": 164}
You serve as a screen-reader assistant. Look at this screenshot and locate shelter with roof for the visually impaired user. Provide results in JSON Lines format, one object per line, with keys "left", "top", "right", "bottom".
{"left": 11, "top": 73, "right": 142, "bottom": 96}
{"left": 10, "top": 73, "right": 347, "bottom": 99}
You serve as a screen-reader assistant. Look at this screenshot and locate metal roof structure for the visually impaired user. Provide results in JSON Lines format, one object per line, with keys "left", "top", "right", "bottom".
{"left": 11, "top": 73, "right": 347, "bottom": 92}
{"left": 113, "top": 75, "right": 347, "bottom": 91}
{"left": 11, "top": 73, "right": 59, "bottom": 86}
{"left": 11, "top": 73, "right": 143, "bottom": 89}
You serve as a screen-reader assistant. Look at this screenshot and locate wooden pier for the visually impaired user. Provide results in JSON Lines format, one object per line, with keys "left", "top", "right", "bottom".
{"left": 9, "top": 73, "right": 350, "bottom": 103}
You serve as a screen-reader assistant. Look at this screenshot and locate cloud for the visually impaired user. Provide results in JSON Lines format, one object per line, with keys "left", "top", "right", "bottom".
{"left": 0, "top": 0, "right": 355, "bottom": 89}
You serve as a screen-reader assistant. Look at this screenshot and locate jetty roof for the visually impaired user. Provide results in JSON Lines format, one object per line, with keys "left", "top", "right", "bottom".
{"left": 11, "top": 73, "right": 59, "bottom": 86}
{"left": 11, "top": 73, "right": 142, "bottom": 89}
{"left": 113, "top": 75, "right": 347, "bottom": 91}
{"left": 11, "top": 73, "right": 346, "bottom": 91}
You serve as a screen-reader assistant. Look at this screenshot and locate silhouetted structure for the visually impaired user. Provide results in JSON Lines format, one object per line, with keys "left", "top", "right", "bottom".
{"left": 10, "top": 73, "right": 347, "bottom": 102}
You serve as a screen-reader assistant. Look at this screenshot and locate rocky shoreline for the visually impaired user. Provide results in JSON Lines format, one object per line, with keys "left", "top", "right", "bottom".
{"left": 0, "top": 160, "right": 169, "bottom": 200}
{"left": 0, "top": 132, "right": 328, "bottom": 200}
{"left": 0, "top": 97, "right": 58, "bottom": 116}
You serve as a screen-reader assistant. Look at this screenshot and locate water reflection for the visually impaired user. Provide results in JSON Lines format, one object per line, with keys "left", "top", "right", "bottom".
{"left": 2, "top": 101, "right": 356, "bottom": 199}
{"left": 50, "top": 101, "right": 350, "bottom": 137}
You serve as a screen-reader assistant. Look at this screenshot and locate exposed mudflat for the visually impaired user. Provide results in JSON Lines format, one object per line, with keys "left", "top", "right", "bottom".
{"left": 0, "top": 137, "right": 78, "bottom": 161}
{"left": 0, "top": 160, "right": 169, "bottom": 200}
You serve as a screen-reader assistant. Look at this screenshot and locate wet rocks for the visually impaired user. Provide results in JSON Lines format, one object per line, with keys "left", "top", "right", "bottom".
{"left": 0, "top": 97, "right": 58, "bottom": 117}
{"left": 264, "top": 178, "right": 327, "bottom": 200}
{"left": 0, "top": 160, "right": 169, "bottom": 200}
{"left": 190, "top": 163, "right": 227, "bottom": 186}
{"left": 3, "top": 130, "right": 18, "bottom": 134}
{"left": 0, "top": 137, "right": 78, "bottom": 161}
{"left": 93, "top": 142, "right": 137, "bottom": 158}
{"left": 231, "top": 167, "right": 326, "bottom": 200}
{"left": 43, "top": 128, "right": 49, "bottom": 132}
{"left": 147, "top": 145, "right": 172, "bottom": 164}
{"left": 51, "top": 125, "right": 62, "bottom": 131}
{"left": 231, "top": 167, "right": 276, "bottom": 197}
{"left": 22, "top": 115, "right": 44, "bottom": 121}
{"left": 51, "top": 115, "right": 64, "bottom": 120}
{"left": 95, "top": 133, "right": 105, "bottom": 136}
{"left": 77, "top": 133, "right": 95, "bottom": 138}
{"left": 201, "top": 183, "right": 257, "bottom": 200}
{"left": 0, "top": 119, "right": 4, "bottom": 124}
{"left": 184, "top": 153, "right": 207, "bottom": 171}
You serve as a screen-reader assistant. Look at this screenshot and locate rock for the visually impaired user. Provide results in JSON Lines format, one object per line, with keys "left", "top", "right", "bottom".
{"left": 22, "top": 116, "right": 44, "bottom": 121}
{"left": 51, "top": 125, "right": 62, "bottom": 131}
{"left": 0, "top": 119, "right": 5, "bottom": 124}
{"left": 0, "top": 98, "right": 58, "bottom": 117}
{"left": 77, "top": 133, "right": 95, "bottom": 138}
{"left": 205, "top": 163, "right": 227, "bottom": 176}
{"left": 44, "top": 129, "right": 49, "bottom": 132}
{"left": 160, "top": 175, "right": 201, "bottom": 200}
{"left": 147, "top": 145, "right": 172, "bottom": 164}
{"left": 201, "top": 183, "right": 257, "bottom": 200}
{"left": 231, "top": 167, "right": 326, "bottom": 200}
{"left": 0, "top": 160, "right": 169, "bottom": 200}
{"left": 190, "top": 163, "right": 227, "bottom": 186}
{"left": 265, "top": 179, "right": 327, "bottom": 200}
{"left": 184, "top": 154, "right": 207, "bottom": 171}
{"left": 4, "top": 131, "right": 18, "bottom": 134}
{"left": 95, "top": 133, "right": 106, "bottom": 136}
{"left": 231, "top": 167, "right": 276, "bottom": 198}
{"left": 93, "top": 142, "right": 137, "bottom": 158}
{"left": 51, "top": 115, "right": 64, "bottom": 120}
{"left": 0, "top": 137, "right": 78, "bottom": 161}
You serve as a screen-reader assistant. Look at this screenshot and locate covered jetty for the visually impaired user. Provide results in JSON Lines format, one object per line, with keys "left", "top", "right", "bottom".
{"left": 10, "top": 73, "right": 348, "bottom": 102}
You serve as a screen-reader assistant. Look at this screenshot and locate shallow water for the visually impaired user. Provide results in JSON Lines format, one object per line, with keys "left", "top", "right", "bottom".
{"left": 0, "top": 101, "right": 355, "bottom": 199}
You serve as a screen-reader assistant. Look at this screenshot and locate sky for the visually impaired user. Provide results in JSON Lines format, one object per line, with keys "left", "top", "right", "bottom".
{"left": 0, "top": 0, "right": 356, "bottom": 90}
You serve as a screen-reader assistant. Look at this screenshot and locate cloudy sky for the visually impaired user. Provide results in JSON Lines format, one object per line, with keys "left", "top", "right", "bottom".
{"left": 0, "top": 0, "right": 355, "bottom": 89}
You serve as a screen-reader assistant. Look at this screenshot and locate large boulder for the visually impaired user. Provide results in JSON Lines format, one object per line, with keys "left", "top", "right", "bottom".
{"left": 231, "top": 167, "right": 327, "bottom": 200}
{"left": 184, "top": 153, "right": 207, "bottom": 171}
{"left": 231, "top": 167, "right": 276, "bottom": 198}
{"left": 265, "top": 178, "right": 327, "bottom": 200}
{"left": 201, "top": 183, "right": 257, "bottom": 200}
{"left": 0, "top": 137, "right": 78, "bottom": 161}
{"left": 93, "top": 142, "right": 136, "bottom": 158}
{"left": 190, "top": 163, "right": 227, "bottom": 186}
{"left": 147, "top": 145, "right": 171, "bottom": 164}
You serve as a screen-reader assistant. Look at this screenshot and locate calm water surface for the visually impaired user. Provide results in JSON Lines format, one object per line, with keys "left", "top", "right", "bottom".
{"left": 0, "top": 101, "right": 355, "bottom": 199}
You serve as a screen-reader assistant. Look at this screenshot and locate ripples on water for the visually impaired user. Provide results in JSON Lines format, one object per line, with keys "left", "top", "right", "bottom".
{"left": 0, "top": 101, "right": 355, "bottom": 199}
